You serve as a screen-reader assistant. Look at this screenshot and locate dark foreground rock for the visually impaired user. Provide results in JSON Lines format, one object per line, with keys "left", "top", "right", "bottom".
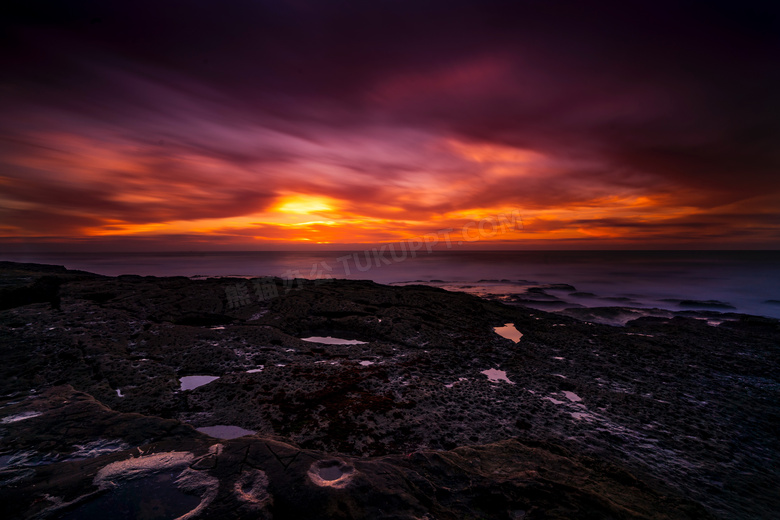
{"left": 1, "top": 386, "right": 707, "bottom": 520}
{"left": 1, "top": 262, "right": 778, "bottom": 519}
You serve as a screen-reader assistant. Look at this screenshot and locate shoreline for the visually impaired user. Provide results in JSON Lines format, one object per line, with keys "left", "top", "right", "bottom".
{"left": 3, "top": 250, "right": 780, "bottom": 321}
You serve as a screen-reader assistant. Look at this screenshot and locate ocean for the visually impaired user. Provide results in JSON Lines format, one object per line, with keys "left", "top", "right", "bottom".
{"left": 2, "top": 250, "right": 780, "bottom": 320}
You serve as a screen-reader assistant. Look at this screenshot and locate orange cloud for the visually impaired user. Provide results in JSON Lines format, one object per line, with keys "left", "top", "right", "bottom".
{"left": 1, "top": 100, "right": 777, "bottom": 249}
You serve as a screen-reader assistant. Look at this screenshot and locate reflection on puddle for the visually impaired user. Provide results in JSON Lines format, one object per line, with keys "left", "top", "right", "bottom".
{"left": 359, "top": 361, "right": 374, "bottom": 366}
{"left": 59, "top": 473, "right": 201, "bottom": 520}
{"left": 562, "top": 391, "right": 582, "bottom": 402}
{"left": 318, "top": 466, "right": 343, "bottom": 481}
{"left": 196, "top": 425, "right": 255, "bottom": 439}
{"left": 493, "top": 323, "right": 523, "bottom": 343}
{"left": 180, "top": 375, "right": 220, "bottom": 391}
{"left": 300, "top": 336, "right": 367, "bottom": 345}
{"left": 481, "top": 368, "right": 514, "bottom": 384}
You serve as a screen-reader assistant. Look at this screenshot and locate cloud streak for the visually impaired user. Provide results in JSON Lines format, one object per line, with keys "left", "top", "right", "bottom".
{"left": 1, "top": 0, "right": 779, "bottom": 249}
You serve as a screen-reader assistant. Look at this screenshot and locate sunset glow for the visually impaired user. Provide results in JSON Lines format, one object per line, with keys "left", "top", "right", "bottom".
{"left": 1, "top": 1, "right": 778, "bottom": 250}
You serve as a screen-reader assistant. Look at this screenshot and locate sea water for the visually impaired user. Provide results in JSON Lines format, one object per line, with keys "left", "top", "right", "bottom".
{"left": 2, "top": 250, "right": 779, "bottom": 319}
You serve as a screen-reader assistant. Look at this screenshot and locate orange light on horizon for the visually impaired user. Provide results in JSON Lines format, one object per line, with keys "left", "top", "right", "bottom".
{"left": 273, "top": 194, "right": 337, "bottom": 215}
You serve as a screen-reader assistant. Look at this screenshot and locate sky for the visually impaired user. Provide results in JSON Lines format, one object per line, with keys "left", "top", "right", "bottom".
{"left": 1, "top": 0, "right": 779, "bottom": 251}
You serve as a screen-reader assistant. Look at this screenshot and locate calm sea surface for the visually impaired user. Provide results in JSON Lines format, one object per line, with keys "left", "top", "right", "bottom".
{"left": 3, "top": 250, "right": 779, "bottom": 319}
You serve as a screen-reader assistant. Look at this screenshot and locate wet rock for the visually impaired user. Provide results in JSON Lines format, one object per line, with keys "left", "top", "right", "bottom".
{"left": 1, "top": 262, "right": 778, "bottom": 519}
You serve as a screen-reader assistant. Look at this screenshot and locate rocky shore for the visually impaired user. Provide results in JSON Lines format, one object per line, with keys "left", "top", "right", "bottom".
{"left": 0, "top": 262, "right": 777, "bottom": 519}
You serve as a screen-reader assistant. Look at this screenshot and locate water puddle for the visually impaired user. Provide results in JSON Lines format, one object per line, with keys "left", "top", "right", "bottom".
{"left": 59, "top": 473, "right": 201, "bottom": 520}
{"left": 359, "top": 361, "right": 374, "bottom": 366}
{"left": 180, "top": 375, "right": 220, "bottom": 391}
{"left": 318, "top": 466, "right": 343, "bottom": 480}
{"left": 300, "top": 336, "right": 367, "bottom": 345}
{"left": 0, "top": 452, "right": 43, "bottom": 469}
{"left": 481, "top": 368, "right": 515, "bottom": 384}
{"left": 571, "top": 412, "right": 594, "bottom": 421}
{"left": 64, "top": 450, "right": 220, "bottom": 520}
{"left": 1, "top": 411, "right": 42, "bottom": 424}
{"left": 493, "top": 323, "right": 523, "bottom": 343}
{"left": 65, "top": 440, "right": 131, "bottom": 461}
{"left": 234, "top": 469, "right": 270, "bottom": 506}
{"left": 307, "top": 459, "right": 356, "bottom": 488}
{"left": 562, "top": 391, "right": 582, "bottom": 402}
{"left": 196, "top": 425, "right": 255, "bottom": 440}
{"left": 0, "top": 454, "right": 14, "bottom": 469}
